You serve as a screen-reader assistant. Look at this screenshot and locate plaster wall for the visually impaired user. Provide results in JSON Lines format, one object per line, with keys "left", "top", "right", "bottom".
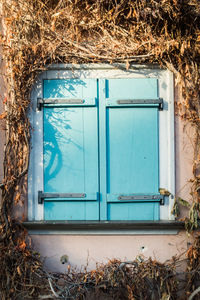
{"left": 31, "top": 230, "right": 190, "bottom": 273}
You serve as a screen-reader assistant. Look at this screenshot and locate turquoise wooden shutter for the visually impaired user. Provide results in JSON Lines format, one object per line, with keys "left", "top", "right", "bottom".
{"left": 41, "top": 77, "right": 160, "bottom": 221}
{"left": 99, "top": 78, "right": 160, "bottom": 221}
{"left": 43, "top": 79, "right": 99, "bottom": 220}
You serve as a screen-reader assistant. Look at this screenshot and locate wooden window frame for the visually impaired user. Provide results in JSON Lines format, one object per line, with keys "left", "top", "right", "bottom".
{"left": 28, "top": 64, "right": 175, "bottom": 223}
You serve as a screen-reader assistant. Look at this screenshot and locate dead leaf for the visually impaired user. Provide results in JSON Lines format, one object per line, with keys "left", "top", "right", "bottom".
{"left": 0, "top": 112, "right": 7, "bottom": 119}
{"left": 17, "top": 266, "right": 21, "bottom": 276}
{"left": 14, "top": 192, "right": 21, "bottom": 204}
{"left": 19, "top": 240, "right": 26, "bottom": 251}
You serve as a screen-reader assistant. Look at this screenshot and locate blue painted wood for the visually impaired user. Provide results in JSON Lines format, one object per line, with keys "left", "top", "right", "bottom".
{"left": 44, "top": 201, "right": 99, "bottom": 220}
{"left": 103, "top": 79, "right": 159, "bottom": 221}
{"left": 107, "top": 203, "right": 159, "bottom": 221}
{"left": 43, "top": 79, "right": 99, "bottom": 220}
{"left": 106, "top": 78, "right": 158, "bottom": 99}
{"left": 107, "top": 107, "right": 158, "bottom": 194}
{"left": 44, "top": 79, "right": 97, "bottom": 99}
{"left": 105, "top": 78, "right": 159, "bottom": 107}
{"left": 43, "top": 77, "right": 160, "bottom": 221}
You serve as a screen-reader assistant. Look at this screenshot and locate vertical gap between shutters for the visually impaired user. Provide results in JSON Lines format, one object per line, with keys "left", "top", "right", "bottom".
{"left": 42, "top": 80, "right": 44, "bottom": 205}
{"left": 83, "top": 106, "right": 87, "bottom": 218}
{"left": 97, "top": 79, "right": 101, "bottom": 220}
{"left": 157, "top": 109, "right": 160, "bottom": 194}
{"left": 82, "top": 107, "right": 86, "bottom": 195}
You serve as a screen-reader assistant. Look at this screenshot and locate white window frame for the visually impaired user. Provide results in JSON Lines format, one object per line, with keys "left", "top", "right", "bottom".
{"left": 28, "top": 64, "right": 175, "bottom": 222}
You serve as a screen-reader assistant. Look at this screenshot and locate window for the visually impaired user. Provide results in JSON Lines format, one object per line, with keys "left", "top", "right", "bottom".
{"left": 28, "top": 65, "right": 175, "bottom": 222}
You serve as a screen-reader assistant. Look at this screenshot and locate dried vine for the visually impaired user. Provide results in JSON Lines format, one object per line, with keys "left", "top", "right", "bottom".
{"left": 0, "top": 0, "right": 199, "bottom": 299}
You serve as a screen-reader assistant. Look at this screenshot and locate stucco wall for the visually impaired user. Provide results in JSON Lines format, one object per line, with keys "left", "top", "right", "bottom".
{"left": 175, "top": 118, "right": 195, "bottom": 218}
{"left": 31, "top": 230, "right": 190, "bottom": 272}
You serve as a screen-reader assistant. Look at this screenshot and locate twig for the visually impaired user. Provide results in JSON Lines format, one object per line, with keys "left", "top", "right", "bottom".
{"left": 48, "top": 278, "right": 60, "bottom": 298}
{"left": 188, "top": 286, "right": 200, "bottom": 300}
{"left": 39, "top": 295, "right": 55, "bottom": 299}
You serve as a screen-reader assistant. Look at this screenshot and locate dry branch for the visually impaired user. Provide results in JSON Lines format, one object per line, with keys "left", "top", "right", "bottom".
{"left": 0, "top": 0, "right": 199, "bottom": 299}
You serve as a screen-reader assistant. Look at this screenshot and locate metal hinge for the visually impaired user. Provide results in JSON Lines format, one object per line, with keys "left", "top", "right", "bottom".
{"left": 118, "top": 194, "right": 165, "bottom": 205}
{"left": 38, "top": 191, "right": 86, "bottom": 204}
{"left": 117, "top": 98, "right": 163, "bottom": 110}
{"left": 37, "top": 98, "right": 84, "bottom": 110}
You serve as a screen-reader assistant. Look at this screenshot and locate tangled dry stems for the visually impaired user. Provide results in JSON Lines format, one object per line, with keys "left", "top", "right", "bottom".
{"left": 0, "top": 0, "right": 199, "bottom": 299}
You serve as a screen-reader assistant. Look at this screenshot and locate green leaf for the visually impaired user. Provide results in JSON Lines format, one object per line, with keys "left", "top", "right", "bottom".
{"left": 177, "top": 197, "right": 190, "bottom": 208}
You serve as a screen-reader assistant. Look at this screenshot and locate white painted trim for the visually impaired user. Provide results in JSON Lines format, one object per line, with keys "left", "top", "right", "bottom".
{"left": 28, "top": 64, "right": 175, "bottom": 221}
{"left": 48, "top": 63, "right": 162, "bottom": 70}
{"left": 28, "top": 73, "right": 46, "bottom": 220}
{"left": 168, "top": 71, "right": 175, "bottom": 220}
{"left": 28, "top": 229, "right": 179, "bottom": 235}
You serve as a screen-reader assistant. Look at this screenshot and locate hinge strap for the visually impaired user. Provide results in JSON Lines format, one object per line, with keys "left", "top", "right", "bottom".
{"left": 37, "top": 98, "right": 84, "bottom": 110}
{"left": 118, "top": 194, "right": 165, "bottom": 205}
{"left": 38, "top": 191, "right": 86, "bottom": 204}
{"left": 117, "top": 98, "right": 163, "bottom": 110}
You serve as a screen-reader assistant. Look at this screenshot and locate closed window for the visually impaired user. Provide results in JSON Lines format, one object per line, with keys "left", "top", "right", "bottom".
{"left": 28, "top": 66, "right": 175, "bottom": 222}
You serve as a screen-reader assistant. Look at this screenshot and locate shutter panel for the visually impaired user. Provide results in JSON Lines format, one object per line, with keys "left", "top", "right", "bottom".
{"left": 41, "top": 77, "right": 161, "bottom": 221}
{"left": 43, "top": 79, "right": 99, "bottom": 220}
{"left": 99, "top": 78, "right": 160, "bottom": 221}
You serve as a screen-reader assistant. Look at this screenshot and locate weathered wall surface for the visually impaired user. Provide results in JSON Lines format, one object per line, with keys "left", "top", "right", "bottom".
{"left": 175, "top": 118, "right": 195, "bottom": 218}
{"left": 31, "top": 230, "right": 190, "bottom": 272}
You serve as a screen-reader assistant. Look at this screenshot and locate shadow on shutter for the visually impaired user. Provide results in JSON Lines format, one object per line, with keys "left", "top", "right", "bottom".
{"left": 43, "top": 79, "right": 99, "bottom": 220}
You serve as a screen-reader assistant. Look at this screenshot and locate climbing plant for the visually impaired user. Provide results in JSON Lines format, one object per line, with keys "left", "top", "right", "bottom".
{"left": 0, "top": 0, "right": 199, "bottom": 299}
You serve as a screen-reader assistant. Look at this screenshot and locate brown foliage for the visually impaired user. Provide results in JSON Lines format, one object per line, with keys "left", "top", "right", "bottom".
{"left": 0, "top": 0, "right": 199, "bottom": 299}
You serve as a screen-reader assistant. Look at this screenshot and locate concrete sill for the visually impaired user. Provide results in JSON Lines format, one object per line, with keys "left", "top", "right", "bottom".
{"left": 23, "top": 220, "right": 185, "bottom": 235}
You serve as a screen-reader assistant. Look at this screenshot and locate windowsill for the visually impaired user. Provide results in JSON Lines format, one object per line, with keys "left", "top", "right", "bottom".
{"left": 23, "top": 220, "right": 185, "bottom": 235}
